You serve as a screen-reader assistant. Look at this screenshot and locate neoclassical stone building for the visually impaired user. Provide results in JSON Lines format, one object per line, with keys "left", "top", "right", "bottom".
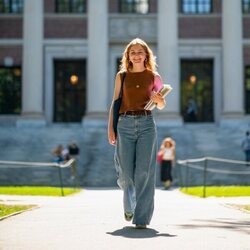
{"left": 0, "top": 0, "right": 250, "bottom": 126}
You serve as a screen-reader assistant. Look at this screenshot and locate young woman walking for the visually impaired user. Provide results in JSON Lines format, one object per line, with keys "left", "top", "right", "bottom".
{"left": 108, "top": 38, "right": 166, "bottom": 229}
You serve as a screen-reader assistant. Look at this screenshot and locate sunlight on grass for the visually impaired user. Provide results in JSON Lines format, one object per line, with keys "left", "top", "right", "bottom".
{"left": 0, "top": 204, "right": 36, "bottom": 218}
{"left": 0, "top": 186, "right": 81, "bottom": 196}
{"left": 180, "top": 186, "right": 250, "bottom": 198}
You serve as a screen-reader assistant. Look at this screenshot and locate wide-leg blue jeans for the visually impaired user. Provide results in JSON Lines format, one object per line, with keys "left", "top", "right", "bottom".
{"left": 114, "top": 114, "right": 157, "bottom": 225}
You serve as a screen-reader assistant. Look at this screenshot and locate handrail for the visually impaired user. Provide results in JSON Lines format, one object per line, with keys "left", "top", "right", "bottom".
{"left": 176, "top": 156, "right": 250, "bottom": 198}
{"left": 177, "top": 161, "right": 250, "bottom": 175}
{"left": 0, "top": 158, "right": 75, "bottom": 168}
{"left": 177, "top": 156, "right": 248, "bottom": 165}
{"left": 0, "top": 158, "right": 78, "bottom": 196}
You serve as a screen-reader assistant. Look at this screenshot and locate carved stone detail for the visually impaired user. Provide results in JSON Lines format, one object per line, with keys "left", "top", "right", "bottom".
{"left": 109, "top": 15, "right": 157, "bottom": 42}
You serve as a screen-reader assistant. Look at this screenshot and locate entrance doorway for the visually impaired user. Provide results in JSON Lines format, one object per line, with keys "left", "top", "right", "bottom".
{"left": 181, "top": 59, "right": 214, "bottom": 122}
{"left": 245, "top": 66, "right": 250, "bottom": 114}
{"left": 54, "top": 60, "right": 86, "bottom": 122}
{"left": 0, "top": 67, "right": 21, "bottom": 114}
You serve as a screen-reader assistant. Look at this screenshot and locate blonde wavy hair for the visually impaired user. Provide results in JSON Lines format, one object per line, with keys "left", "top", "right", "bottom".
{"left": 119, "top": 38, "right": 157, "bottom": 73}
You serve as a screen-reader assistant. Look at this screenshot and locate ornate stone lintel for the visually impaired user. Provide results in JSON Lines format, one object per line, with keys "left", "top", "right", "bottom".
{"left": 109, "top": 14, "right": 157, "bottom": 43}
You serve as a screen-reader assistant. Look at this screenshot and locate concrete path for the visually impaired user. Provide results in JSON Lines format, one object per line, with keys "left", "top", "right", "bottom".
{"left": 0, "top": 189, "right": 250, "bottom": 250}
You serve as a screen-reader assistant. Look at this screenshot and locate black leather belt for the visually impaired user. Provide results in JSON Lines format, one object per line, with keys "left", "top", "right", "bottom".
{"left": 120, "top": 110, "right": 152, "bottom": 116}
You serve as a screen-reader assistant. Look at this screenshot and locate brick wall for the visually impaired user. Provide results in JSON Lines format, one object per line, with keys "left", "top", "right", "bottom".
{"left": 212, "top": 0, "right": 221, "bottom": 13}
{"left": 44, "top": 17, "right": 87, "bottom": 38}
{"left": 243, "top": 17, "right": 250, "bottom": 39}
{"left": 150, "top": 0, "right": 157, "bottom": 13}
{"left": 109, "top": 0, "right": 118, "bottom": 13}
{"left": 179, "top": 16, "right": 221, "bottom": 39}
{"left": 244, "top": 47, "right": 250, "bottom": 66}
{"left": 0, "top": 46, "right": 22, "bottom": 65}
{"left": 44, "top": 0, "right": 55, "bottom": 13}
{"left": 0, "top": 17, "right": 23, "bottom": 38}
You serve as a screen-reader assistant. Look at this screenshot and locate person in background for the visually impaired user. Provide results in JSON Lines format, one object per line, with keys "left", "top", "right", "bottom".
{"left": 108, "top": 38, "right": 166, "bottom": 229}
{"left": 68, "top": 141, "right": 79, "bottom": 158}
{"left": 241, "top": 131, "right": 250, "bottom": 166}
{"left": 157, "top": 137, "right": 176, "bottom": 189}
{"left": 52, "top": 144, "right": 70, "bottom": 163}
{"left": 68, "top": 141, "right": 80, "bottom": 180}
{"left": 62, "top": 146, "right": 70, "bottom": 161}
{"left": 52, "top": 144, "right": 64, "bottom": 163}
{"left": 186, "top": 97, "right": 198, "bottom": 122}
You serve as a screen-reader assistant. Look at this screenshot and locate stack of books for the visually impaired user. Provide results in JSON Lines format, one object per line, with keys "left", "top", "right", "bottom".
{"left": 144, "top": 84, "right": 172, "bottom": 110}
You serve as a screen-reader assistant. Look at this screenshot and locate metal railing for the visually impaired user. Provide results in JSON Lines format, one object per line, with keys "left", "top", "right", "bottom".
{"left": 0, "top": 158, "right": 78, "bottom": 196}
{"left": 177, "top": 157, "right": 250, "bottom": 198}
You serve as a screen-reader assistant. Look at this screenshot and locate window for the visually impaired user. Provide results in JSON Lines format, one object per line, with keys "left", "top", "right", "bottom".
{"left": 245, "top": 66, "right": 250, "bottom": 114}
{"left": 0, "top": 0, "right": 23, "bottom": 13}
{"left": 181, "top": 0, "right": 212, "bottom": 14}
{"left": 0, "top": 67, "right": 22, "bottom": 114}
{"left": 55, "top": 0, "right": 86, "bottom": 13}
{"left": 120, "top": 0, "right": 149, "bottom": 14}
{"left": 243, "top": 0, "right": 250, "bottom": 14}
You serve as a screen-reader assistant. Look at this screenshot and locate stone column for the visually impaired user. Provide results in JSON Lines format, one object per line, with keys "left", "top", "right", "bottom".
{"left": 86, "top": 0, "right": 108, "bottom": 117}
{"left": 221, "top": 0, "right": 244, "bottom": 124}
{"left": 157, "top": 0, "right": 182, "bottom": 125}
{"left": 17, "top": 0, "right": 45, "bottom": 127}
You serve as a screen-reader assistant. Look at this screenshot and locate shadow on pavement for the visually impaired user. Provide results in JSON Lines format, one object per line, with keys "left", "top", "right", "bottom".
{"left": 176, "top": 218, "right": 250, "bottom": 235}
{"left": 106, "top": 226, "right": 177, "bottom": 239}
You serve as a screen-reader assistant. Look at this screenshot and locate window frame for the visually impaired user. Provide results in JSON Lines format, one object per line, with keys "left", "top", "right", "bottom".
{"left": 55, "top": 0, "right": 87, "bottom": 13}
{"left": 242, "top": 0, "right": 250, "bottom": 14}
{"left": 0, "top": 0, "right": 23, "bottom": 14}
{"left": 181, "top": 0, "right": 213, "bottom": 15}
{"left": 119, "top": 0, "right": 150, "bottom": 14}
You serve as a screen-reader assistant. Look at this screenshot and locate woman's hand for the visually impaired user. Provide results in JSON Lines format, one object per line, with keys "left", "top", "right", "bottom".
{"left": 108, "top": 129, "right": 117, "bottom": 146}
{"left": 151, "top": 91, "right": 166, "bottom": 110}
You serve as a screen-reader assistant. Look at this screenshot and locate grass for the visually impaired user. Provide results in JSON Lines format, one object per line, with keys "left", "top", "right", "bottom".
{"left": 0, "top": 204, "right": 36, "bottom": 219}
{"left": 180, "top": 186, "right": 250, "bottom": 198}
{"left": 180, "top": 186, "right": 250, "bottom": 212}
{"left": 0, "top": 186, "right": 81, "bottom": 196}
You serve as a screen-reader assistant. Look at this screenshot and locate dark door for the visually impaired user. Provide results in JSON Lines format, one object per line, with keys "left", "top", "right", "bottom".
{"left": 181, "top": 59, "right": 214, "bottom": 122}
{"left": 245, "top": 66, "right": 250, "bottom": 114}
{"left": 0, "top": 67, "right": 21, "bottom": 114}
{"left": 54, "top": 60, "right": 86, "bottom": 122}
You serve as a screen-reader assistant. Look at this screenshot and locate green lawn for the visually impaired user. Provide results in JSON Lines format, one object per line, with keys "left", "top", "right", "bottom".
{"left": 0, "top": 186, "right": 81, "bottom": 196}
{"left": 180, "top": 186, "right": 250, "bottom": 212}
{"left": 0, "top": 204, "right": 36, "bottom": 219}
{"left": 180, "top": 186, "right": 250, "bottom": 198}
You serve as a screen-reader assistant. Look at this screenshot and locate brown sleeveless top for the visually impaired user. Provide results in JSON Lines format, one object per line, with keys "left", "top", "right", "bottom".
{"left": 119, "top": 69, "right": 155, "bottom": 114}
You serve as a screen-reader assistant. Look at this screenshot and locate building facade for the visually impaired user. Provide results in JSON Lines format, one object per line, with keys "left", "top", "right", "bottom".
{"left": 0, "top": 0, "right": 250, "bottom": 126}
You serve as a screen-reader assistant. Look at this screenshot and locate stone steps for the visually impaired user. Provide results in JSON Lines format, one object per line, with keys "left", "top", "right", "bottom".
{"left": 0, "top": 122, "right": 249, "bottom": 187}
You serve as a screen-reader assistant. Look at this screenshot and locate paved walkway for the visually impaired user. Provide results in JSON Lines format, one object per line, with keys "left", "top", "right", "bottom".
{"left": 0, "top": 189, "right": 250, "bottom": 250}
